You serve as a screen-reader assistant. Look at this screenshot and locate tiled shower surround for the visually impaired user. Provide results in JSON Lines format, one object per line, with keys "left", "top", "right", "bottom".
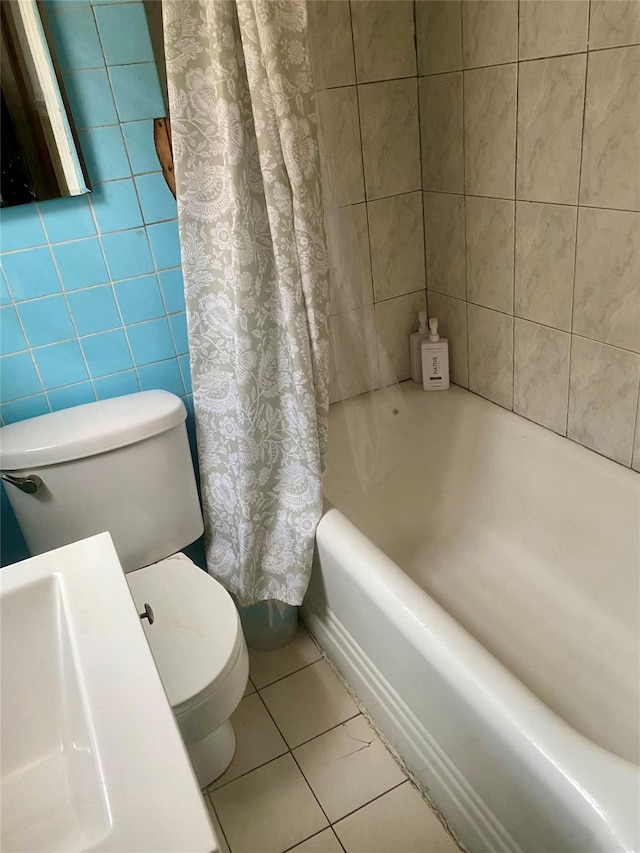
{"left": 310, "top": 1, "right": 427, "bottom": 401}
{"left": 315, "top": 0, "right": 640, "bottom": 471}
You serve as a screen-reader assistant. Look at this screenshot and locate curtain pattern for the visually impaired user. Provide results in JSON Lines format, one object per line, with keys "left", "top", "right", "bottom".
{"left": 163, "top": 0, "right": 329, "bottom": 606}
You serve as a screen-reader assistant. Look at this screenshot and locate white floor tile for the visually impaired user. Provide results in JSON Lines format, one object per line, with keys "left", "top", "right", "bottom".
{"left": 260, "top": 659, "right": 358, "bottom": 747}
{"left": 289, "top": 828, "right": 344, "bottom": 853}
{"left": 203, "top": 794, "right": 231, "bottom": 853}
{"left": 209, "top": 693, "right": 287, "bottom": 790}
{"left": 333, "top": 782, "right": 458, "bottom": 853}
{"left": 249, "top": 625, "right": 322, "bottom": 689}
{"left": 211, "top": 754, "right": 328, "bottom": 853}
{"left": 243, "top": 677, "right": 256, "bottom": 697}
{"left": 293, "top": 715, "right": 406, "bottom": 822}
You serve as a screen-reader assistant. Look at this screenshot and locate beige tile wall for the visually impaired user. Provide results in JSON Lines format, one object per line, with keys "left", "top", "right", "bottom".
{"left": 418, "top": 0, "right": 640, "bottom": 468}
{"left": 309, "top": 1, "right": 426, "bottom": 404}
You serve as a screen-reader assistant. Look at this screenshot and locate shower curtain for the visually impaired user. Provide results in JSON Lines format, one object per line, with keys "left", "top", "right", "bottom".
{"left": 162, "top": 0, "right": 329, "bottom": 607}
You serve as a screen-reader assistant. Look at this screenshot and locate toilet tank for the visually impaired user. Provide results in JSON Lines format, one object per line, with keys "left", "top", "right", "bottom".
{"left": 0, "top": 392, "right": 204, "bottom": 572}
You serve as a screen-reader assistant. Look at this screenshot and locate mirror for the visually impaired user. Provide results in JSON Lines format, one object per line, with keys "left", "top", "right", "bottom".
{"left": 1, "top": 0, "right": 90, "bottom": 208}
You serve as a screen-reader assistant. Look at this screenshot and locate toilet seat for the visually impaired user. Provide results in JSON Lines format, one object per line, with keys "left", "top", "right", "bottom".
{"left": 126, "top": 557, "right": 244, "bottom": 714}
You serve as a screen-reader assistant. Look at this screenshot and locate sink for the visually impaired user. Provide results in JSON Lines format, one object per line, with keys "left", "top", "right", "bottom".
{"left": 1, "top": 571, "right": 108, "bottom": 851}
{"left": 0, "top": 533, "right": 218, "bottom": 853}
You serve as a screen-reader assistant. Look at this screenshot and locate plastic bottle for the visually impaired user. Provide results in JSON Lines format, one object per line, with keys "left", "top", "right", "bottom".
{"left": 421, "top": 318, "right": 450, "bottom": 390}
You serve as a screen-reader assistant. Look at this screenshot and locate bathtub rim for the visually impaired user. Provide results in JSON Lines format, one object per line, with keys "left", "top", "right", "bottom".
{"left": 307, "top": 507, "right": 640, "bottom": 853}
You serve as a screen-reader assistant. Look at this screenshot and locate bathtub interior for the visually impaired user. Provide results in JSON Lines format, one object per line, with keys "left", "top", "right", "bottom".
{"left": 322, "top": 382, "right": 640, "bottom": 766}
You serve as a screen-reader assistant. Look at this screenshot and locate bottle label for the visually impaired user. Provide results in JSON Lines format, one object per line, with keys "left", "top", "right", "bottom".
{"left": 421, "top": 339, "right": 449, "bottom": 390}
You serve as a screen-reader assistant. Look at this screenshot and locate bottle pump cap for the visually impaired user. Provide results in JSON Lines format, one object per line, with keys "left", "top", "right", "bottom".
{"left": 429, "top": 317, "right": 440, "bottom": 342}
{"left": 418, "top": 310, "right": 428, "bottom": 333}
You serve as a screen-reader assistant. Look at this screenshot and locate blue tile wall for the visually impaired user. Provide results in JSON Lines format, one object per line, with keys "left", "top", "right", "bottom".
{"left": 3, "top": 247, "right": 61, "bottom": 299}
{"left": 109, "top": 63, "right": 166, "bottom": 122}
{"left": 1, "top": 207, "right": 47, "bottom": 252}
{"left": 40, "top": 195, "right": 96, "bottom": 242}
{"left": 158, "top": 267, "right": 186, "bottom": 314}
{"left": 101, "top": 229, "right": 154, "bottom": 279}
{"left": 17, "top": 295, "right": 75, "bottom": 347}
{"left": 114, "top": 275, "right": 165, "bottom": 324}
{"left": 91, "top": 178, "right": 144, "bottom": 232}
{"left": 46, "top": 4, "right": 103, "bottom": 71}
{"left": 122, "top": 120, "right": 159, "bottom": 174}
{"left": 64, "top": 68, "right": 119, "bottom": 128}
{"left": 94, "top": 3, "right": 154, "bottom": 66}
{"left": 79, "top": 126, "right": 131, "bottom": 183}
{"left": 0, "top": 307, "right": 27, "bottom": 354}
{"left": 0, "top": 0, "right": 192, "bottom": 566}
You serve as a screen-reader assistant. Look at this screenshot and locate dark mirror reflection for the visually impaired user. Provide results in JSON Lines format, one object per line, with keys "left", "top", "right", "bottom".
{"left": 1, "top": 0, "right": 90, "bottom": 208}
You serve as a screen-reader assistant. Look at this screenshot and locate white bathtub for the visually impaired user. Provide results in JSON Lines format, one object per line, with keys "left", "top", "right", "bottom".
{"left": 302, "top": 382, "right": 640, "bottom": 853}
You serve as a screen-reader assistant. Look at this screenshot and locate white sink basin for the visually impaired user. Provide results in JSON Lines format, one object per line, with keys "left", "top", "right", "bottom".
{"left": 0, "top": 533, "right": 218, "bottom": 853}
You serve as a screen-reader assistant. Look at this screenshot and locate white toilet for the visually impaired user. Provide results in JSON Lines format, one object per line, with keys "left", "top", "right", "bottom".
{"left": 0, "top": 390, "right": 248, "bottom": 787}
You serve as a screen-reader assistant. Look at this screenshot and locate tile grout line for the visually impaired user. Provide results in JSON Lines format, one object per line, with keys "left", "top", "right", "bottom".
{"left": 330, "top": 826, "right": 347, "bottom": 853}
{"left": 207, "top": 648, "right": 342, "bottom": 795}
{"left": 347, "top": 0, "right": 382, "bottom": 390}
{"left": 279, "top": 826, "right": 342, "bottom": 853}
{"left": 288, "top": 709, "right": 362, "bottom": 752}
{"left": 330, "top": 780, "right": 409, "bottom": 834}
{"left": 2, "top": 266, "right": 182, "bottom": 300}
{"left": 512, "top": 0, "right": 520, "bottom": 411}
{"left": 87, "top": 198, "right": 144, "bottom": 393}
{"left": 414, "top": 40, "right": 640, "bottom": 80}
{"left": 212, "top": 673, "right": 410, "bottom": 852}
{"left": 460, "top": 0, "right": 470, "bottom": 390}
{"left": 254, "top": 662, "right": 362, "bottom": 753}
{"left": 35, "top": 205, "right": 100, "bottom": 406}
{"left": 413, "top": 0, "right": 429, "bottom": 321}
{"left": 424, "top": 234, "right": 638, "bottom": 402}
{"left": 0, "top": 216, "right": 179, "bottom": 256}
{"left": 204, "top": 790, "right": 233, "bottom": 853}
{"left": 88, "top": 1, "right": 110, "bottom": 74}
{"left": 0, "top": 359, "right": 189, "bottom": 407}
{"left": 629, "top": 374, "right": 640, "bottom": 471}
{"left": 565, "top": 0, "right": 592, "bottom": 438}
{"left": 304, "top": 621, "right": 466, "bottom": 851}
{"left": 239, "top": 687, "right": 338, "bottom": 846}
{"left": 281, "top": 781, "right": 413, "bottom": 853}
{"left": 289, "top": 748, "right": 337, "bottom": 835}
{"left": 211, "top": 623, "right": 424, "bottom": 853}
{"left": 371, "top": 189, "right": 640, "bottom": 215}
{"left": 250, "top": 657, "right": 323, "bottom": 692}
{"left": 8, "top": 296, "right": 184, "bottom": 321}
{"left": 125, "top": 168, "right": 186, "bottom": 393}
{"left": 206, "top": 746, "right": 289, "bottom": 795}
{"left": 5, "top": 192, "right": 639, "bottom": 260}
{"left": 5, "top": 211, "right": 51, "bottom": 407}
{"left": 319, "top": 36, "right": 640, "bottom": 90}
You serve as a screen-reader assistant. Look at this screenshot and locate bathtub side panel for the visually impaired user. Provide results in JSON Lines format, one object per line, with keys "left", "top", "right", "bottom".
{"left": 302, "top": 510, "right": 637, "bottom": 853}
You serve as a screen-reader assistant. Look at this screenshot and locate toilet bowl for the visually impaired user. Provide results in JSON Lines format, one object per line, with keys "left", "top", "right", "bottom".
{"left": 0, "top": 391, "right": 249, "bottom": 788}
{"left": 126, "top": 554, "right": 249, "bottom": 787}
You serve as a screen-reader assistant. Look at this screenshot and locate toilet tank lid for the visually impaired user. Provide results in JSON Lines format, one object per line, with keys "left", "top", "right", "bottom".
{"left": 0, "top": 391, "right": 187, "bottom": 470}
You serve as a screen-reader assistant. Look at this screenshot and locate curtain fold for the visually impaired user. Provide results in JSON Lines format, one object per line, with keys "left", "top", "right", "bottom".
{"left": 162, "top": 0, "right": 329, "bottom": 606}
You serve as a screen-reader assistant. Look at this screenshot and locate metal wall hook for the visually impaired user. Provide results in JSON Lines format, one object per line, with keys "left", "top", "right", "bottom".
{"left": 1, "top": 473, "right": 42, "bottom": 495}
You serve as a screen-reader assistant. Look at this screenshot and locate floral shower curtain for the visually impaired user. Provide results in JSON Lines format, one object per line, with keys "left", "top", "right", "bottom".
{"left": 162, "top": 0, "right": 329, "bottom": 606}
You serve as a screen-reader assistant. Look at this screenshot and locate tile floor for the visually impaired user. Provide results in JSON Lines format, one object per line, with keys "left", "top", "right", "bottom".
{"left": 201, "top": 625, "right": 460, "bottom": 853}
